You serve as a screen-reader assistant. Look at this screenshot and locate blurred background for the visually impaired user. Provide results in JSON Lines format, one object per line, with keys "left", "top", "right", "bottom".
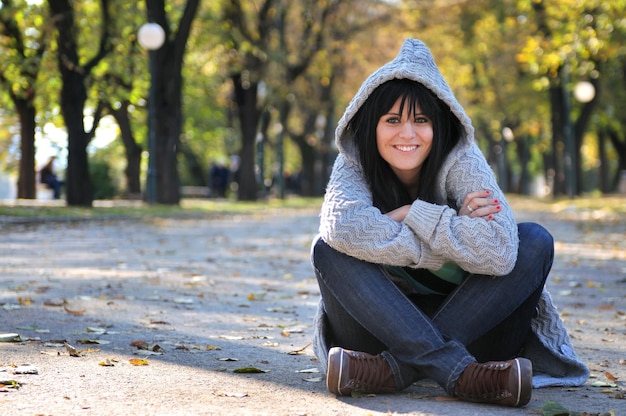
{"left": 1, "top": 0, "right": 625, "bottom": 206}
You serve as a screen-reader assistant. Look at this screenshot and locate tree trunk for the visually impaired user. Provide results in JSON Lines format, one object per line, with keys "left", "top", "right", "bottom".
{"left": 49, "top": 0, "right": 93, "bottom": 206}
{"left": 15, "top": 98, "right": 37, "bottom": 199}
{"left": 231, "top": 74, "right": 260, "bottom": 201}
{"left": 607, "top": 128, "right": 626, "bottom": 191}
{"left": 145, "top": 0, "right": 200, "bottom": 204}
{"left": 549, "top": 81, "right": 565, "bottom": 196}
{"left": 107, "top": 101, "right": 142, "bottom": 196}
{"left": 598, "top": 128, "right": 609, "bottom": 193}
{"left": 152, "top": 45, "right": 181, "bottom": 204}
{"left": 573, "top": 78, "right": 599, "bottom": 194}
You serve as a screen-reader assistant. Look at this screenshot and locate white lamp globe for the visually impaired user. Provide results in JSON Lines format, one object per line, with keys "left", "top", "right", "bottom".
{"left": 138, "top": 23, "right": 165, "bottom": 50}
{"left": 573, "top": 81, "right": 596, "bottom": 103}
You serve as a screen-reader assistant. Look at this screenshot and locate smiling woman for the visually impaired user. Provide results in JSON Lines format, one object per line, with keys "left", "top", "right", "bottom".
{"left": 310, "top": 38, "right": 589, "bottom": 408}
{"left": 375, "top": 97, "right": 433, "bottom": 193}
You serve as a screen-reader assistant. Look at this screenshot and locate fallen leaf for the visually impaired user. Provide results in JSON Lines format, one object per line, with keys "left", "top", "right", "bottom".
{"left": 205, "top": 345, "right": 221, "bottom": 351}
{"left": 99, "top": 359, "right": 115, "bottom": 367}
{"left": 133, "top": 350, "right": 162, "bottom": 356}
{"left": 605, "top": 371, "right": 619, "bottom": 382}
{"left": 11, "top": 365, "right": 38, "bottom": 375}
{"left": 288, "top": 342, "right": 311, "bottom": 355}
{"left": 173, "top": 298, "right": 193, "bottom": 304}
{"left": 233, "top": 367, "right": 267, "bottom": 373}
{"left": 0, "top": 380, "right": 20, "bottom": 390}
{"left": 591, "top": 380, "right": 618, "bottom": 388}
{"left": 43, "top": 300, "right": 64, "bottom": 307}
{"left": 0, "top": 333, "right": 21, "bottom": 343}
{"left": 296, "top": 368, "right": 319, "bottom": 373}
{"left": 130, "top": 340, "right": 149, "bottom": 350}
{"left": 64, "top": 342, "right": 81, "bottom": 357}
{"left": 17, "top": 297, "right": 32, "bottom": 306}
{"left": 78, "top": 339, "right": 110, "bottom": 345}
{"left": 129, "top": 358, "right": 149, "bottom": 366}
{"left": 218, "top": 392, "right": 248, "bottom": 398}
{"left": 64, "top": 306, "right": 86, "bottom": 316}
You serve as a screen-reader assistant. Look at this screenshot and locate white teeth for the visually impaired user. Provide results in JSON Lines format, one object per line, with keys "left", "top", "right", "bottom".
{"left": 396, "top": 145, "right": 417, "bottom": 152}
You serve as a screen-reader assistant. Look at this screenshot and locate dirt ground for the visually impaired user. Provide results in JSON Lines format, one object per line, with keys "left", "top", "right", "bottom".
{"left": 1, "top": 198, "right": 625, "bottom": 415}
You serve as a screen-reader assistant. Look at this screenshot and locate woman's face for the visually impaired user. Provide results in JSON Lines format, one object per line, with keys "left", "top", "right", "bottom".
{"left": 376, "top": 97, "right": 433, "bottom": 187}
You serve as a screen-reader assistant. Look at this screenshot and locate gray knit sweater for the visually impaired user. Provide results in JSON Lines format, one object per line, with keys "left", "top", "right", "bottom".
{"left": 313, "top": 38, "right": 589, "bottom": 388}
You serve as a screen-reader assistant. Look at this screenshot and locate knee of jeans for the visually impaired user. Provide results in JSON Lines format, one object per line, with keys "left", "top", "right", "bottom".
{"left": 518, "top": 222, "right": 554, "bottom": 258}
{"left": 310, "top": 235, "right": 332, "bottom": 267}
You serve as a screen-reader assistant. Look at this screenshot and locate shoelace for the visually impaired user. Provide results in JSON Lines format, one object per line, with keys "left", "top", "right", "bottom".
{"left": 457, "top": 362, "right": 511, "bottom": 400}
{"left": 348, "top": 352, "right": 391, "bottom": 391}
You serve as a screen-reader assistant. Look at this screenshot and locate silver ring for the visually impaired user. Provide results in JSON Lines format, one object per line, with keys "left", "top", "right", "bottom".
{"left": 467, "top": 205, "right": 474, "bottom": 213}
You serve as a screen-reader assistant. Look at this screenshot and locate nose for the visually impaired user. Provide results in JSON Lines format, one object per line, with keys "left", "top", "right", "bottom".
{"left": 399, "top": 120, "right": 416, "bottom": 139}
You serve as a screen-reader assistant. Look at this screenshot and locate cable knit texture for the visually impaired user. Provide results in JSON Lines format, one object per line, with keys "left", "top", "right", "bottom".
{"left": 313, "top": 38, "right": 589, "bottom": 388}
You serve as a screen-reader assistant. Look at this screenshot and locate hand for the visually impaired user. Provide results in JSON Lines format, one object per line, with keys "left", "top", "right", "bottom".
{"left": 385, "top": 205, "right": 411, "bottom": 222}
{"left": 460, "top": 190, "right": 501, "bottom": 221}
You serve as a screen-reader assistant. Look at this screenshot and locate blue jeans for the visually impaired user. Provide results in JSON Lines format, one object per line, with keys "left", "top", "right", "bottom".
{"left": 311, "top": 222, "right": 553, "bottom": 394}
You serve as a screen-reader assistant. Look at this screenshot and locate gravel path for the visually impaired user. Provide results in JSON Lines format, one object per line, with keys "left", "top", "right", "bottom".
{"left": 1, "top": 200, "right": 624, "bottom": 415}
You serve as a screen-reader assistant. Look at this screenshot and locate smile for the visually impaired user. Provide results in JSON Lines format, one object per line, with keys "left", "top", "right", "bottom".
{"left": 394, "top": 145, "right": 418, "bottom": 152}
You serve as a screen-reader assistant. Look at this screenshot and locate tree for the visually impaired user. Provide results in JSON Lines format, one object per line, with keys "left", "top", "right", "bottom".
{"left": 220, "top": 0, "right": 276, "bottom": 201}
{"left": 0, "top": 0, "right": 48, "bottom": 199}
{"left": 143, "top": 0, "right": 200, "bottom": 205}
{"left": 518, "top": 0, "right": 624, "bottom": 196}
{"left": 48, "top": 0, "right": 113, "bottom": 206}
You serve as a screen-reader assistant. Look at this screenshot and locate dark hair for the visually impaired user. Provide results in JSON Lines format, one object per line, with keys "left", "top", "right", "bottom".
{"left": 347, "top": 78, "right": 462, "bottom": 213}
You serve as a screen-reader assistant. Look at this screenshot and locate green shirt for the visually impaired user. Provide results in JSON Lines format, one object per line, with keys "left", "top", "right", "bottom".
{"left": 385, "top": 262, "right": 467, "bottom": 295}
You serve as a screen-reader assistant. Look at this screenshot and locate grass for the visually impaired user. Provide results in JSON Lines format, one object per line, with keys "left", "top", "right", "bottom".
{"left": 506, "top": 194, "right": 626, "bottom": 217}
{"left": 0, "top": 196, "right": 324, "bottom": 221}
{"left": 1, "top": 194, "right": 623, "bottom": 221}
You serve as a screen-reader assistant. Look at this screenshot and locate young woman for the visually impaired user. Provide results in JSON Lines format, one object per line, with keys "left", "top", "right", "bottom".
{"left": 310, "top": 39, "right": 588, "bottom": 407}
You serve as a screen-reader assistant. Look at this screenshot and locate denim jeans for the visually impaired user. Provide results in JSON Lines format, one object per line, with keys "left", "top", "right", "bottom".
{"left": 311, "top": 222, "right": 553, "bottom": 394}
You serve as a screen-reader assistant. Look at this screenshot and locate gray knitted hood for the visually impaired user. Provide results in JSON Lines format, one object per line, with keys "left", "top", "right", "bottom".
{"left": 336, "top": 38, "right": 475, "bottom": 163}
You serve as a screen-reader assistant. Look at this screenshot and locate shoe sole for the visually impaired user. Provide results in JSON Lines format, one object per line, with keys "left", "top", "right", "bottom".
{"left": 326, "top": 347, "right": 347, "bottom": 395}
{"left": 513, "top": 358, "right": 533, "bottom": 407}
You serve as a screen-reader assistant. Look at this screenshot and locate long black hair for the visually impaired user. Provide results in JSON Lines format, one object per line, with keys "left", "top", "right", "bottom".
{"left": 347, "top": 79, "right": 462, "bottom": 213}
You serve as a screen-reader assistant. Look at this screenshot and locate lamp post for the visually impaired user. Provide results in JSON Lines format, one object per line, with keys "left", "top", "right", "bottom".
{"left": 138, "top": 22, "right": 165, "bottom": 204}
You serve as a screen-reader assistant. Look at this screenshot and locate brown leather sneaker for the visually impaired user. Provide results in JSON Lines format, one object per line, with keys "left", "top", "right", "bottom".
{"left": 453, "top": 358, "right": 532, "bottom": 407}
{"left": 326, "top": 347, "right": 397, "bottom": 396}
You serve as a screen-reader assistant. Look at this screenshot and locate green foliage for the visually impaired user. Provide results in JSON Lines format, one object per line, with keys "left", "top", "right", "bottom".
{"left": 2, "top": 0, "right": 625, "bottom": 200}
{"left": 88, "top": 156, "right": 117, "bottom": 200}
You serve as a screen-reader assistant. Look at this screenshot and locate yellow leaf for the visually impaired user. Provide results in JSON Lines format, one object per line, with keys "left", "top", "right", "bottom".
{"left": 99, "top": 359, "right": 115, "bottom": 367}
{"left": 247, "top": 293, "right": 255, "bottom": 300}
{"left": 17, "top": 297, "right": 32, "bottom": 306}
{"left": 129, "top": 358, "right": 149, "bottom": 366}
{"left": 205, "top": 345, "right": 221, "bottom": 351}
{"left": 606, "top": 371, "right": 619, "bottom": 382}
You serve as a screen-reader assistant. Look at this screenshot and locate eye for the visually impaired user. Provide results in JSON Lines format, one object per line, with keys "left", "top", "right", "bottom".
{"left": 383, "top": 115, "right": 401, "bottom": 124}
{"left": 414, "top": 115, "right": 430, "bottom": 124}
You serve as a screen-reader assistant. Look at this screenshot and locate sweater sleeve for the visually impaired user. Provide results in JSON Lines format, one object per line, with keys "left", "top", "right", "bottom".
{"left": 403, "top": 144, "right": 519, "bottom": 276}
{"left": 319, "top": 154, "right": 446, "bottom": 269}
{"left": 320, "top": 143, "right": 519, "bottom": 276}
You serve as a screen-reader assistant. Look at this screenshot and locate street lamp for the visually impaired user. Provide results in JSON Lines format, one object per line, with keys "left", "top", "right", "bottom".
{"left": 573, "top": 81, "right": 596, "bottom": 104}
{"left": 138, "top": 22, "right": 165, "bottom": 204}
